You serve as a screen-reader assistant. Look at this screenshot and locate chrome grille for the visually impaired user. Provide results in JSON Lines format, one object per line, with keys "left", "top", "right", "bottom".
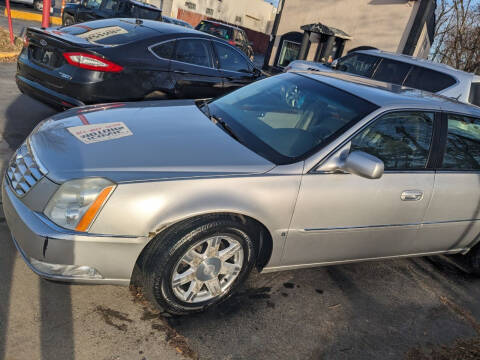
{"left": 7, "top": 140, "right": 47, "bottom": 196}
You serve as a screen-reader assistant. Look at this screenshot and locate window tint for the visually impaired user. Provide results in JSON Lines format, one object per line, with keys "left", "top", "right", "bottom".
{"left": 102, "top": 0, "right": 118, "bottom": 11}
{"left": 152, "top": 40, "right": 175, "bottom": 59}
{"left": 442, "top": 114, "right": 480, "bottom": 170}
{"left": 351, "top": 111, "right": 434, "bottom": 170}
{"left": 195, "top": 21, "right": 234, "bottom": 40}
{"left": 404, "top": 66, "right": 456, "bottom": 92}
{"left": 214, "top": 42, "right": 250, "bottom": 72}
{"left": 469, "top": 83, "right": 480, "bottom": 106}
{"left": 117, "top": 2, "right": 161, "bottom": 19}
{"left": 86, "top": 0, "right": 101, "bottom": 9}
{"left": 208, "top": 73, "right": 378, "bottom": 163}
{"left": 335, "top": 53, "right": 379, "bottom": 77}
{"left": 372, "top": 58, "right": 411, "bottom": 85}
{"left": 174, "top": 39, "right": 213, "bottom": 67}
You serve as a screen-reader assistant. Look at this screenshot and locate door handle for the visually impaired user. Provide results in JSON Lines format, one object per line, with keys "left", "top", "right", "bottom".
{"left": 174, "top": 70, "right": 189, "bottom": 74}
{"left": 400, "top": 190, "right": 423, "bottom": 201}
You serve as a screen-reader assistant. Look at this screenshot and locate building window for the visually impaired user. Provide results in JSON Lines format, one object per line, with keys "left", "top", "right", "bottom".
{"left": 185, "top": 1, "right": 196, "bottom": 10}
{"left": 235, "top": 16, "right": 242, "bottom": 23}
{"left": 206, "top": 7, "right": 214, "bottom": 15}
{"left": 277, "top": 40, "right": 300, "bottom": 67}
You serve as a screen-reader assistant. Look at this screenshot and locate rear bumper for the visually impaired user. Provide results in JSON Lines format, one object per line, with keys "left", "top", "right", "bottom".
{"left": 16, "top": 74, "right": 85, "bottom": 109}
{"left": 2, "top": 177, "right": 148, "bottom": 285}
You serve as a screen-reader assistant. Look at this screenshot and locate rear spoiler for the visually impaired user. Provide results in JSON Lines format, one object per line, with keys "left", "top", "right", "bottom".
{"left": 27, "top": 27, "right": 98, "bottom": 48}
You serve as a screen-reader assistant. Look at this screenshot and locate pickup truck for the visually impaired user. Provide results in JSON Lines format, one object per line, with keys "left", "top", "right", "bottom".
{"left": 62, "top": 0, "right": 161, "bottom": 26}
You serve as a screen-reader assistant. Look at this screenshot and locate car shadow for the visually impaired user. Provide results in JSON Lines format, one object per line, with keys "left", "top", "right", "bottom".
{"left": 0, "top": 92, "right": 75, "bottom": 360}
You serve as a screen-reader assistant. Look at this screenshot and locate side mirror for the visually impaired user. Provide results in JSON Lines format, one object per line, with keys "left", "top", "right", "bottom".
{"left": 341, "top": 151, "right": 384, "bottom": 179}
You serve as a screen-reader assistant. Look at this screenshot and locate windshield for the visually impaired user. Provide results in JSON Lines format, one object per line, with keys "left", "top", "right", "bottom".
{"left": 208, "top": 73, "right": 378, "bottom": 164}
{"left": 195, "top": 21, "right": 234, "bottom": 40}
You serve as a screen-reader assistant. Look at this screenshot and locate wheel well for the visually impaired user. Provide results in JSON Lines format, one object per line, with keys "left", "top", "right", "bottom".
{"left": 134, "top": 212, "right": 273, "bottom": 279}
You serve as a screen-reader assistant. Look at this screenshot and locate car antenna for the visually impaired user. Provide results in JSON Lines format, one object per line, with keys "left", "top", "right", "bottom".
{"left": 135, "top": 18, "right": 143, "bottom": 25}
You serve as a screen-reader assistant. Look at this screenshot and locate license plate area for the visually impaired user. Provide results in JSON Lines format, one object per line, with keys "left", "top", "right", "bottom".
{"left": 29, "top": 45, "right": 63, "bottom": 69}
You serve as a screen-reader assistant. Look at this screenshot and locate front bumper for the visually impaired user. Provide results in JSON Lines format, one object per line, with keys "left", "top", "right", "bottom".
{"left": 2, "top": 179, "right": 148, "bottom": 285}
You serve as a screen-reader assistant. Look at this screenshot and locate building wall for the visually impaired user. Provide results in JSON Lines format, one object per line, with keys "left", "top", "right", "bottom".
{"left": 269, "top": 0, "right": 421, "bottom": 66}
{"left": 161, "top": 0, "right": 276, "bottom": 34}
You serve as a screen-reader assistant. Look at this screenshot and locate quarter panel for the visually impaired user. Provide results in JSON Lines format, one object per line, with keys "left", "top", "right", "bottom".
{"left": 91, "top": 172, "right": 302, "bottom": 267}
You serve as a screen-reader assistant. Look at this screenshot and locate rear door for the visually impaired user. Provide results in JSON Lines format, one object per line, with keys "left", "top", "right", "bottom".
{"left": 419, "top": 112, "right": 480, "bottom": 252}
{"left": 76, "top": 0, "right": 103, "bottom": 22}
{"left": 212, "top": 41, "right": 257, "bottom": 94}
{"left": 169, "top": 38, "right": 223, "bottom": 99}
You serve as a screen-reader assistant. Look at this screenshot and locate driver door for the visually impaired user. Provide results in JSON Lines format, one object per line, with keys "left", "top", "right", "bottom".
{"left": 282, "top": 111, "right": 437, "bottom": 266}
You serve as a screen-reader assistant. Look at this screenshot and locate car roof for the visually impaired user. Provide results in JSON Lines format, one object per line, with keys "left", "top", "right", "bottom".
{"left": 356, "top": 49, "right": 475, "bottom": 80}
{"left": 198, "top": 19, "right": 242, "bottom": 31}
{"left": 117, "top": 18, "right": 212, "bottom": 37}
{"left": 297, "top": 71, "right": 480, "bottom": 117}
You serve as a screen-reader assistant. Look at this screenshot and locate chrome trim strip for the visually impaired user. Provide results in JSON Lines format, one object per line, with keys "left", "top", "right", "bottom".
{"left": 303, "top": 218, "right": 480, "bottom": 232}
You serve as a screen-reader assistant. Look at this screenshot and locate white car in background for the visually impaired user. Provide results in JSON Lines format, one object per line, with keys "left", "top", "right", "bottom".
{"left": 10, "top": 0, "right": 55, "bottom": 12}
{"left": 286, "top": 50, "right": 480, "bottom": 107}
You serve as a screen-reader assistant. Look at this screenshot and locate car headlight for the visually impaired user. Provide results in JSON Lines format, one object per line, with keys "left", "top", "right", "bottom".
{"left": 44, "top": 178, "right": 115, "bottom": 232}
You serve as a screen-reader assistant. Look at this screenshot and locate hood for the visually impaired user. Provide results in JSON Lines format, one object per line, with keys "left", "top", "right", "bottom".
{"left": 31, "top": 101, "right": 275, "bottom": 183}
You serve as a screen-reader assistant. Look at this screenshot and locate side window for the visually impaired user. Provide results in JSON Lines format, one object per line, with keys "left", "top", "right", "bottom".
{"left": 469, "top": 83, "right": 480, "bottom": 107}
{"left": 372, "top": 59, "right": 411, "bottom": 85}
{"left": 351, "top": 111, "right": 434, "bottom": 170}
{"left": 213, "top": 42, "right": 250, "bottom": 72}
{"left": 404, "top": 66, "right": 456, "bottom": 92}
{"left": 152, "top": 40, "right": 175, "bottom": 59}
{"left": 102, "top": 0, "right": 118, "bottom": 13}
{"left": 86, "top": 0, "right": 102, "bottom": 9}
{"left": 174, "top": 39, "right": 213, "bottom": 67}
{"left": 335, "top": 53, "right": 379, "bottom": 77}
{"left": 442, "top": 114, "right": 480, "bottom": 170}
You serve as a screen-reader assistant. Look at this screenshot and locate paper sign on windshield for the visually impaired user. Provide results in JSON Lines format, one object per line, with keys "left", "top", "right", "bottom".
{"left": 67, "top": 122, "right": 133, "bottom": 144}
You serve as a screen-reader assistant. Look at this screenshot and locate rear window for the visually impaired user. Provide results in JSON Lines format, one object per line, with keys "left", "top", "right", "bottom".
{"left": 195, "top": 21, "right": 234, "bottom": 40}
{"left": 335, "top": 53, "right": 379, "bottom": 78}
{"left": 117, "top": 2, "right": 161, "bottom": 20}
{"left": 404, "top": 66, "right": 456, "bottom": 93}
{"left": 60, "top": 20, "right": 155, "bottom": 45}
{"left": 372, "top": 58, "right": 411, "bottom": 85}
{"left": 470, "top": 83, "right": 480, "bottom": 107}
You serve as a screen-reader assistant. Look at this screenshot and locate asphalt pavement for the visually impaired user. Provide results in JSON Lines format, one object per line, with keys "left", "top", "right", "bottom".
{"left": 1, "top": 63, "right": 480, "bottom": 360}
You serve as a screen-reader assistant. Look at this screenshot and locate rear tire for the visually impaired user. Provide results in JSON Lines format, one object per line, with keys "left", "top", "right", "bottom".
{"left": 33, "top": 0, "right": 43, "bottom": 11}
{"left": 467, "top": 244, "right": 480, "bottom": 276}
{"left": 142, "top": 216, "right": 257, "bottom": 315}
{"left": 63, "top": 14, "right": 75, "bottom": 26}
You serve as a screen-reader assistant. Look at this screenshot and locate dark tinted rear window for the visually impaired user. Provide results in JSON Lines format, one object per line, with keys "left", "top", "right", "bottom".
{"left": 195, "top": 21, "right": 234, "bottom": 40}
{"left": 118, "top": 2, "right": 161, "bottom": 20}
{"left": 372, "top": 58, "right": 411, "bottom": 85}
{"left": 404, "top": 66, "right": 456, "bottom": 93}
{"left": 470, "top": 83, "right": 480, "bottom": 106}
{"left": 60, "top": 20, "right": 155, "bottom": 45}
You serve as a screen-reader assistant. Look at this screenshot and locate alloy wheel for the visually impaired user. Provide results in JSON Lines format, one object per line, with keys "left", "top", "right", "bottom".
{"left": 171, "top": 234, "right": 244, "bottom": 303}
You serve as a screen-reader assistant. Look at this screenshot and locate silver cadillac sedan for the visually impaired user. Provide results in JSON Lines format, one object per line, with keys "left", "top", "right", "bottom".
{"left": 4, "top": 72, "right": 480, "bottom": 315}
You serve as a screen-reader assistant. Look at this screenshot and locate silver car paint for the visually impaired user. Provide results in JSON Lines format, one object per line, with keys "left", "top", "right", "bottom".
{"left": 4, "top": 72, "right": 480, "bottom": 285}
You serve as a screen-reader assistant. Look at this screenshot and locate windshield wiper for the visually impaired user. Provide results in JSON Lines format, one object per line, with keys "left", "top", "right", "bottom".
{"left": 197, "top": 99, "right": 242, "bottom": 143}
{"left": 211, "top": 115, "right": 242, "bottom": 143}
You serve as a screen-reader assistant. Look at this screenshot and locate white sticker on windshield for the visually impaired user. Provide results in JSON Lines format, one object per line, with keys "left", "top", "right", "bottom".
{"left": 67, "top": 122, "right": 133, "bottom": 144}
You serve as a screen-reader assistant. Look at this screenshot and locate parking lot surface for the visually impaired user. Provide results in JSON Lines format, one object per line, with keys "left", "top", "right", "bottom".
{"left": 1, "top": 62, "right": 480, "bottom": 360}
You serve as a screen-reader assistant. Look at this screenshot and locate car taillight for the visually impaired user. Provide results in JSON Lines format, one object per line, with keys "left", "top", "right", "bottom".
{"left": 62, "top": 52, "right": 123, "bottom": 72}
{"left": 23, "top": 34, "right": 29, "bottom": 48}
{"left": 228, "top": 40, "right": 236, "bottom": 46}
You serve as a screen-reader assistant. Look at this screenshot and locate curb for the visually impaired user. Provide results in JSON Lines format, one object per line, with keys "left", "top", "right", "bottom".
{"left": 3, "top": 8, "right": 62, "bottom": 25}
{"left": 0, "top": 51, "right": 20, "bottom": 58}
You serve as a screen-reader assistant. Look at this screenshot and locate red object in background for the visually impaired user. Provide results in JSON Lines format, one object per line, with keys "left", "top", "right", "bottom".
{"left": 41, "top": 0, "right": 51, "bottom": 28}
{"left": 61, "top": 0, "right": 66, "bottom": 16}
{"left": 5, "top": 0, "right": 14, "bottom": 45}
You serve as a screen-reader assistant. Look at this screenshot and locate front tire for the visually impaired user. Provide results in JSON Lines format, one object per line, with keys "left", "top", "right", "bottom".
{"left": 63, "top": 14, "right": 75, "bottom": 26}
{"left": 142, "top": 216, "right": 256, "bottom": 315}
